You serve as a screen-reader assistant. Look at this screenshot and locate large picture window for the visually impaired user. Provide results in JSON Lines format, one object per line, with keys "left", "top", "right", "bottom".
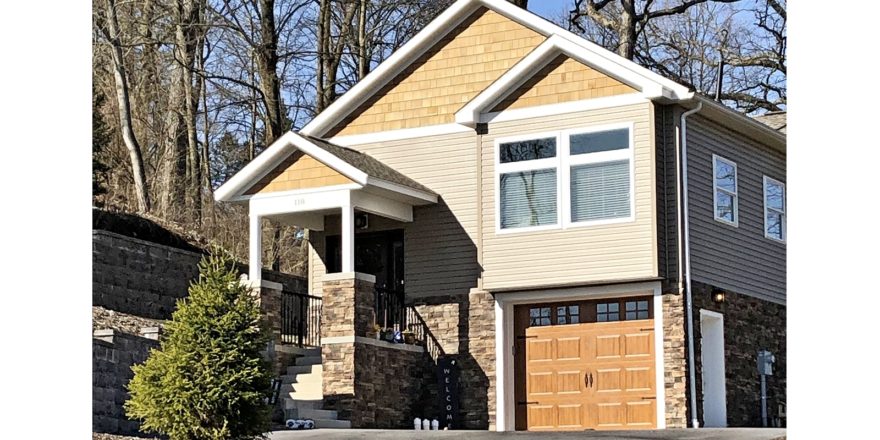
{"left": 496, "top": 124, "right": 634, "bottom": 233}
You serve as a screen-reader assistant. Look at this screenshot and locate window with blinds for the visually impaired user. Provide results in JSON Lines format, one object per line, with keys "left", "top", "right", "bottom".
{"left": 495, "top": 125, "right": 634, "bottom": 233}
{"left": 568, "top": 128, "right": 632, "bottom": 223}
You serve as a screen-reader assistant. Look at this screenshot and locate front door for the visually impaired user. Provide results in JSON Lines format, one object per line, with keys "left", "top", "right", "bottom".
{"left": 325, "top": 229, "right": 404, "bottom": 291}
{"left": 514, "top": 298, "right": 657, "bottom": 431}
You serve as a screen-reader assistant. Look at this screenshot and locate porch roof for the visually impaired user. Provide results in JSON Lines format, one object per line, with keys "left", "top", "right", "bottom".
{"left": 214, "top": 131, "right": 437, "bottom": 204}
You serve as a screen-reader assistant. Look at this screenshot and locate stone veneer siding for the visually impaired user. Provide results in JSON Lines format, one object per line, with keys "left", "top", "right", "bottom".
{"left": 662, "top": 288, "right": 689, "bottom": 428}
{"left": 690, "top": 280, "right": 786, "bottom": 427}
{"left": 320, "top": 275, "right": 495, "bottom": 429}
{"left": 410, "top": 291, "right": 496, "bottom": 430}
{"left": 93, "top": 230, "right": 306, "bottom": 320}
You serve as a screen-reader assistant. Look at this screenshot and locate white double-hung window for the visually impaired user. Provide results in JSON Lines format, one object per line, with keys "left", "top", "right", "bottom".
{"left": 763, "top": 176, "right": 786, "bottom": 242}
{"left": 712, "top": 154, "right": 738, "bottom": 226}
{"left": 496, "top": 124, "right": 634, "bottom": 233}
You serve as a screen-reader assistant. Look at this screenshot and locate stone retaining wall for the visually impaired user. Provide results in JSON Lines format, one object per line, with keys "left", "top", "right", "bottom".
{"left": 93, "top": 230, "right": 306, "bottom": 320}
{"left": 92, "top": 329, "right": 160, "bottom": 435}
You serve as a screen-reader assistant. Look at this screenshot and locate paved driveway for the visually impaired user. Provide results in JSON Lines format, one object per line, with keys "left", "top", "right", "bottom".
{"left": 270, "top": 428, "right": 785, "bottom": 440}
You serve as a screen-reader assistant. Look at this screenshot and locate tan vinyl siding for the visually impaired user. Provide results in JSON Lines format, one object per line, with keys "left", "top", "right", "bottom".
{"left": 244, "top": 151, "right": 353, "bottom": 195}
{"left": 311, "top": 131, "right": 481, "bottom": 298}
{"left": 307, "top": 229, "right": 326, "bottom": 296}
{"left": 327, "top": 7, "right": 545, "bottom": 137}
{"left": 684, "top": 114, "right": 786, "bottom": 303}
{"left": 481, "top": 102, "right": 658, "bottom": 290}
{"left": 491, "top": 55, "right": 637, "bottom": 112}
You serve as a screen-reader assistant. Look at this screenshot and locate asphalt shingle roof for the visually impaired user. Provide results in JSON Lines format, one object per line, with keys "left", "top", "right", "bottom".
{"left": 301, "top": 134, "right": 435, "bottom": 195}
{"left": 753, "top": 111, "right": 787, "bottom": 133}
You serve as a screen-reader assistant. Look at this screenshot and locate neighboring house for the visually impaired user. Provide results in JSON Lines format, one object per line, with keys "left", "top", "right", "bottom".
{"left": 215, "top": 0, "right": 785, "bottom": 432}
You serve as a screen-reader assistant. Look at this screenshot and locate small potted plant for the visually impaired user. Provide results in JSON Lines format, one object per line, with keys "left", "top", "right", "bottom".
{"left": 403, "top": 330, "right": 415, "bottom": 345}
{"left": 367, "top": 323, "right": 381, "bottom": 340}
{"left": 380, "top": 327, "right": 393, "bottom": 342}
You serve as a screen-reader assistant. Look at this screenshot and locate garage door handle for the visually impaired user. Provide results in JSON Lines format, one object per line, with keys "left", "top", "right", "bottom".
{"left": 589, "top": 372, "right": 593, "bottom": 388}
{"left": 584, "top": 372, "right": 589, "bottom": 388}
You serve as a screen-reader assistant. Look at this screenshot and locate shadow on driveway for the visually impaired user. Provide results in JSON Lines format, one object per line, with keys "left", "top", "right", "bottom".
{"left": 269, "top": 428, "right": 786, "bottom": 440}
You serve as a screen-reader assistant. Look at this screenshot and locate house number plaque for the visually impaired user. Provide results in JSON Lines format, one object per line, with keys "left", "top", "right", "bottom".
{"left": 436, "top": 356, "right": 461, "bottom": 429}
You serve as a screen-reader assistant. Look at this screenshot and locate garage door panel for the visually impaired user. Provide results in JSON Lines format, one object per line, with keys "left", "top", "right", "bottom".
{"left": 556, "top": 337, "right": 583, "bottom": 361}
{"left": 557, "top": 404, "right": 585, "bottom": 429}
{"left": 625, "top": 366, "right": 654, "bottom": 393}
{"left": 595, "top": 334, "right": 622, "bottom": 360}
{"left": 624, "top": 332, "right": 653, "bottom": 358}
{"left": 528, "top": 338, "right": 554, "bottom": 362}
{"left": 557, "top": 370, "right": 584, "bottom": 394}
{"left": 626, "top": 401, "right": 656, "bottom": 427}
{"left": 596, "top": 402, "right": 625, "bottom": 428}
{"left": 596, "top": 367, "right": 623, "bottom": 394}
{"left": 528, "top": 371, "right": 555, "bottom": 396}
{"left": 528, "top": 404, "right": 557, "bottom": 430}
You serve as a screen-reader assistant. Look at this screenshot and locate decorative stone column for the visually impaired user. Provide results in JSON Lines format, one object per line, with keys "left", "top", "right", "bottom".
{"left": 320, "top": 272, "right": 375, "bottom": 422}
{"left": 243, "top": 278, "right": 284, "bottom": 375}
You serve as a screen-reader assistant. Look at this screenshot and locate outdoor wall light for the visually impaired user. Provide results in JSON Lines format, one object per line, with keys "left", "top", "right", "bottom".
{"left": 711, "top": 287, "right": 726, "bottom": 304}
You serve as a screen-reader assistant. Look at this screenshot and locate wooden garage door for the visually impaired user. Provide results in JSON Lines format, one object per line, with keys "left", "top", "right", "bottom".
{"left": 519, "top": 301, "right": 656, "bottom": 431}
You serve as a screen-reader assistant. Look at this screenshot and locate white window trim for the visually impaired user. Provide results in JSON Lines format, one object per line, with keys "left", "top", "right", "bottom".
{"left": 494, "top": 123, "right": 636, "bottom": 235}
{"left": 494, "top": 131, "right": 564, "bottom": 234}
{"left": 712, "top": 154, "right": 739, "bottom": 227}
{"left": 763, "top": 176, "right": 786, "bottom": 243}
{"left": 562, "top": 122, "right": 636, "bottom": 229}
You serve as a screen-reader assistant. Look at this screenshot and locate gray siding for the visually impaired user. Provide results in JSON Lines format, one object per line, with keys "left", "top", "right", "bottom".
{"left": 684, "top": 114, "right": 786, "bottom": 303}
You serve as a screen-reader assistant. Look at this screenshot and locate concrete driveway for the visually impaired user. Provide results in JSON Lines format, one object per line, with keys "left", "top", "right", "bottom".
{"left": 270, "top": 428, "right": 786, "bottom": 439}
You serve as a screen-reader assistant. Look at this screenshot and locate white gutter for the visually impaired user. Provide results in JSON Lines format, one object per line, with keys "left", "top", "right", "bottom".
{"left": 680, "top": 102, "right": 703, "bottom": 428}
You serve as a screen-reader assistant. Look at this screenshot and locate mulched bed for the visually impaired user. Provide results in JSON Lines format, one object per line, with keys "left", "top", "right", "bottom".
{"left": 93, "top": 306, "right": 166, "bottom": 334}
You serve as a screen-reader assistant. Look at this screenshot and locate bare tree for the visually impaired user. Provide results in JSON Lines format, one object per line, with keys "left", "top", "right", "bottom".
{"left": 96, "top": 0, "right": 151, "bottom": 213}
{"left": 570, "top": 0, "right": 739, "bottom": 60}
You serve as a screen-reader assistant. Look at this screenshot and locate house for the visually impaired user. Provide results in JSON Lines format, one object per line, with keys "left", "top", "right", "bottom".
{"left": 215, "top": 0, "right": 785, "bottom": 432}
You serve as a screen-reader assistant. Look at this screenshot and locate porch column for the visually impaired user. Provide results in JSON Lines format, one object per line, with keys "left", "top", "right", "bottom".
{"left": 341, "top": 204, "right": 354, "bottom": 273}
{"left": 249, "top": 213, "right": 262, "bottom": 282}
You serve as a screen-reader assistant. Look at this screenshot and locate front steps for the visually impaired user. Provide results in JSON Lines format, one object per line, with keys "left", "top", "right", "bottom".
{"left": 281, "top": 348, "right": 351, "bottom": 429}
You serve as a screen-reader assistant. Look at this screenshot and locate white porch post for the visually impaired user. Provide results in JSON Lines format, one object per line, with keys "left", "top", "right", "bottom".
{"left": 341, "top": 204, "right": 355, "bottom": 273}
{"left": 249, "top": 213, "right": 262, "bottom": 282}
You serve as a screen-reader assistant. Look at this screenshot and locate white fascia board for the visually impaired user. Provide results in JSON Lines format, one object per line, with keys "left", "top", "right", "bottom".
{"left": 483, "top": 0, "right": 691, "bottom": 99}
{"left": 215, "top": 131, "right": 300, "bottom": 202}
{"left": 300, "top": 0, "right": 482, "bottom": 137}
{"left": 214, "top": 131, "right": 368, "bottom": 202}
{"left": 366, "top": 177, "right": 438, "bottom": 205}
{"left": 456, "top": 34, "right": 675, "bottom": 127}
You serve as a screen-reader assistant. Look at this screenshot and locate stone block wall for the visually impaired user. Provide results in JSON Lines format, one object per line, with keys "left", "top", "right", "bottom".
{"left": 93, "top": 230, "right": 306, "bottom": 320}
{"left": 691, "top": 281, "right": 786, "bottom": 427}
{"left": 92, "top": 329, "right": 159, "bottom": 435}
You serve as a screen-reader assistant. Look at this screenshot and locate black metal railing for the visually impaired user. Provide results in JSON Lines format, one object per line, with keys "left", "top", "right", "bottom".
{"left": 281, "top": 290, "right": 322, "bottom": 347}
{"left": 374, "top": 287, "right": 406, "bottom": 331}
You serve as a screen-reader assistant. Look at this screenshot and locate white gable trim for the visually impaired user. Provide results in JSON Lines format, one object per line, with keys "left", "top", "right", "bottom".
{"left": 214, "top": 131, "right": 369, "bottom": 202}
{"left": 301, "top": 0, "right": 692, "bottom": 137}
{"left": 482, "top": 93, "right": 649, "bottom": 125}
{"left": 455, "top": 34, "right": 675, "bottom": 127}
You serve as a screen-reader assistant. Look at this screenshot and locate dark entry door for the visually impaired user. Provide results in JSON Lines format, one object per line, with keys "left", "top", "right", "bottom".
{"left": 325, "top": 229, "right": 404, "bottom": 291}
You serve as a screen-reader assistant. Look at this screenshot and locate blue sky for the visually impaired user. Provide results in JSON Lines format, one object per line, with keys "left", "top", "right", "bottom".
{"left": 528, "top": 0, "right": 571, "bottom": 23}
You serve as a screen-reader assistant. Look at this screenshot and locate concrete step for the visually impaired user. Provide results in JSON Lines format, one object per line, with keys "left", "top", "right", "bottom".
{"left": 295, "top": 355, "right": 322, "bottom": 366}
{"left": 286, "top": 390, "right": 323, "bottom": 402}
{"left": 294, "top": 347, "right": 321, "bottom": 357}
{"left": 285, "top": 381, "right": 322, "bottom": 394}
{"left": 283, "top": 398, "right": 322, "bottom": 410}
{"left": 287, "top": 364, "right": 323, "bottom": 375}
{"left": 281, "top": 373, "right": 322, "bottom": 384}
{"left": 313, "top": 419, "right": 351, "bottom": 429}
{"left": 298, "top": 408, "right": 338, "bottom": 420}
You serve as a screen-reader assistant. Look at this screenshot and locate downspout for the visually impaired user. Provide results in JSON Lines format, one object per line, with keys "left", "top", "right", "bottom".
{"left": 680, "top": 101, "right": 702, "bottom": 428}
